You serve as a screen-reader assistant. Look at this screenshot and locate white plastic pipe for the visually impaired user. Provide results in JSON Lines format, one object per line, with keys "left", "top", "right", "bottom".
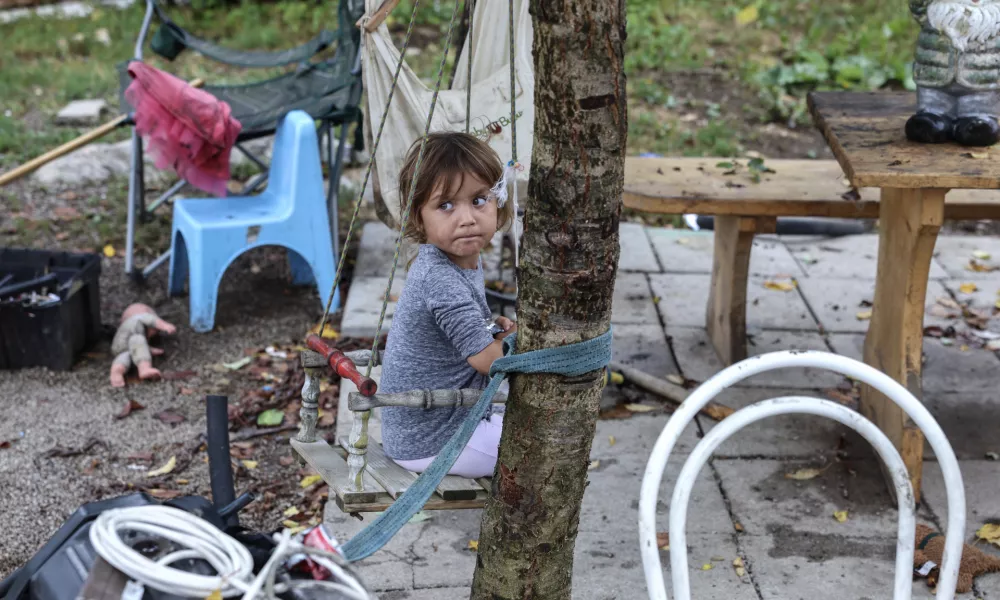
{"left": 638, "top": 350, "right": 966, "bottom": 600}
{"left": 667, "top": 397, "right": 916, "bottom": 600}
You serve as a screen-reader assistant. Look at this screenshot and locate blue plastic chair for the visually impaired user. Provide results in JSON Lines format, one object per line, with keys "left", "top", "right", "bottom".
{"left": 168, "top": 110, "right": 340, "bottom": 332}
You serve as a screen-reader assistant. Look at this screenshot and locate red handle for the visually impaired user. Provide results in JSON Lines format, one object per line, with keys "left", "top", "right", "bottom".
{"left": 306, "top": 334, "right": 378, "bottom": 397}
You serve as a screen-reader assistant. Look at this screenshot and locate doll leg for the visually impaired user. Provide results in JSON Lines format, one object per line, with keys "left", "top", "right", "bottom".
{"left": 906, "top": 86, "right": 958, "bottom": 143}
{"left": 110, "top": 351, "right": 131, "bottom": 387}
{"left": 955, "top": 89, "right": 1000, "bottom": 146}
{"left": 128, "top": 334, "right": 161, "bottom": 380}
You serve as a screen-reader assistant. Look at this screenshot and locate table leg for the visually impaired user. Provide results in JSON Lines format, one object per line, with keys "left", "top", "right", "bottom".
{"left": 862, "top": 187, "right": 946, "bottom": 504}
{"left": 706, "top": 215, "right": 776, "bottom": 365}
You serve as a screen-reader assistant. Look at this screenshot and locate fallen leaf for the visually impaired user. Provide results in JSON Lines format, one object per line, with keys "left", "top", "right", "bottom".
{"left": 784, "top": 466, "right": 829, "bottom": 480}
{"left": 960, "top": 282, "right": 979, "bottom": 294}
{"left": 734, "top": 4, "right": 758, "bottom": 26}
{"left": 657, "top": 531, "right": 670, "bottom": 550}
{"left": 408, "top": 511, "right": 433, "bottom": 524}
{"left": 0, "top": 439, "right": 17, "bottom": 449}
{"left": 763, "top": 280, "right": 796, "bottom": 292}
{"left": 147, "top": 488, "right": 183, "bottom": 500}
{"left": 608, "top": 435, "right": 616, "bottom": 446}
{"left": 102, "top": 244, "right": 115, "bottom": 258}
{"left": 265, "top": 346, "right": 288, "bottom": 359}
{"left": 115, "top": 399, "right": 145, "bottom": 420}
{"left": 176, "top": 479, "right": 189, "bottom": 484}
{"left": 284, "top": 506, "right": 301, "bottom": 517}
{"left": 588, "top": 460, "right": 600, "bottom": 470}
{"left": 300, "top": 474, "right": 323, "bottom": 488}
{"left": 701, "top": 563, "right": 714, "bottom": 571}
{"left": 833, "top": 510, "right": 849, "bottom": 523}
{"left": 147, "top": 456, "right": 177, "bottom": 478}
{"left": 666, "top": 374, "right": 685, "bottom": 386}
{"left": 986, "top": 452, "right": 999, "bottom": 461}
{"left": 223, "top": 356, "right": 253, "bottom": 370}
{"left": 279, "top": 455, "right": 296, "bottom": 466}
{"left": 968, "top": 151, "right": 990, "bottom": 159}
{"left": 652, "top": 295, "right": 661, "bottom": 305}
{"left": 257, "top": 409, "right": 284, "bottom": 427}
{"left": 733, "top": 556, "right": 746, "bottom": 577}
{"left": 624, "top": 403, "right": 656, "bottom": 413}
{"left": 309, "top": 322, "right": 340, "bottom": 339}
{"left": 179, "top": 387, "right": 195, "bottom": 395}
{"left": 967, "top": 259, "right": 997, "bottom": 273}
{"left": 976, "top": 523, "right": 1000, "bottom": 547}
{"left": 127, "top": 451, "right": 154, "bottom": 463}
{"left": 155, "top": 410, "right": 185, "bottom": 425}
{"left": 468, "top": 540, "right": 479, "bottom": 551}
{"left": 734, "top": 522, "right": 744, "bottom": 532}
{"left": 974, "top": 250, "right": 992, "bottom": 260}
{"left": 855, "top": 310, "right": 872, "bottom": 321}
{"left": 241, "top": 460, "right": 258, "bottom": 470}
{"left": 961, "top": 344, "right": 970, "bottom": 352}
{"left": 205, "top": 590, "right": 223, "bottom": 600}
{"left": 52, "top": 206, "right": 81, "bottom": 220}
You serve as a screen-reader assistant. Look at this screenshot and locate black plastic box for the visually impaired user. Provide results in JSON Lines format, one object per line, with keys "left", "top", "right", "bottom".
{"left": 0, "top": 248, "right": 102, "bottom": 371}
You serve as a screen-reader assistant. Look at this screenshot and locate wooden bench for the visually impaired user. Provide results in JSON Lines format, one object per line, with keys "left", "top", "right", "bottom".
{"left": 622, "top": 156, "right": 1000, "bottom": 365}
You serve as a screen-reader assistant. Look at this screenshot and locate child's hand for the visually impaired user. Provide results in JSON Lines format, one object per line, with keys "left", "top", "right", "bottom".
{"left": 495, "top": 316, "right": 516, "bottom": 339}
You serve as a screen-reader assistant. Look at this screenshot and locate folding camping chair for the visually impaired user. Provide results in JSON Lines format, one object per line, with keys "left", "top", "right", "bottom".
{"left": 118, "top": 0, "right": 366, "bottom": 284}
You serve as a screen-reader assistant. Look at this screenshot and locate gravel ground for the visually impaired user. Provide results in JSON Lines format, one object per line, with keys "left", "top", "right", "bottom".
{"left": 0, "top": 247, "right": 346, "bottom": 577}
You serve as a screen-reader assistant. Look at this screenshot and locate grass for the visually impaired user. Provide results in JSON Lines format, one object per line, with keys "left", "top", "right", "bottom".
{"left": 0, "top": 0, "right": 921, "bottom": 170}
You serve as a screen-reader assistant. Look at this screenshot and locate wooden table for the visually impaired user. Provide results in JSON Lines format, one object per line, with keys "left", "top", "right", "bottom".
{"left": 809, "top": 91, "right": 1000, "bottom": 503}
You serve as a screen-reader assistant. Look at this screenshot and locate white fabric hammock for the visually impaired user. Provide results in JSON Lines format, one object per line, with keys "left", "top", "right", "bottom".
{"left": 360, "top": 0, "right": 534, "bottom": 229}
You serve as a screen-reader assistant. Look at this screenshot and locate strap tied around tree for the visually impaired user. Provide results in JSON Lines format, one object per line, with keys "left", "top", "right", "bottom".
{"left": 339, "top": 326, "right": 614, "bottom": 562}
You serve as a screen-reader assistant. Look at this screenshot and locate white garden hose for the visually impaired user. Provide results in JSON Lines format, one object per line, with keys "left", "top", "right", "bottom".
{"left": 89, "top": 504, "right": 375, "bottom": 599}
{"left": 89, "top": 505, "right": 256, "bottom": 597}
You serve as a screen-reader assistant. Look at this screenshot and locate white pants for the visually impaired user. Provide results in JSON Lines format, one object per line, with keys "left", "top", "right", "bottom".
{"left": 393, "top": 411, "right": 504, "bottom": 478}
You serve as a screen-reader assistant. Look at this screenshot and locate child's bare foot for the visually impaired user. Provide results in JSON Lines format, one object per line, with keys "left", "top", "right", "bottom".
{"left": 110, "top": 366, "right": 127, "bottom": 388}
{"left": 137, "top": 361, "right": 162, "bottom": 381}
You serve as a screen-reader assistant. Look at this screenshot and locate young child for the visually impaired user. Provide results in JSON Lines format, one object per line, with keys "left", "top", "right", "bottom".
{"left": 379, "top": 132, "right": 516, "bottom": 478}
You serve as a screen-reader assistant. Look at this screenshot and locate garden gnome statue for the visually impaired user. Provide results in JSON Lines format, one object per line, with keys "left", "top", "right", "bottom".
{"left": 109, "top": 303, "right": 176, "bottom": 387}
{"left": 907, "top": 0, "right": 1000, "bottom": 146}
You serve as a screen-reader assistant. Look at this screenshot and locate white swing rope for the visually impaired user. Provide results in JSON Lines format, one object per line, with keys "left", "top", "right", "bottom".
{"left": 639, "top": 351, "right": 966, "bottom": 600}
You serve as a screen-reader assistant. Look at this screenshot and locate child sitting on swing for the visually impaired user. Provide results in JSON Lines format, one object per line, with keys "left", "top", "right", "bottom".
{"left": 379, "top": 132, "right": 516, "bottom": 478}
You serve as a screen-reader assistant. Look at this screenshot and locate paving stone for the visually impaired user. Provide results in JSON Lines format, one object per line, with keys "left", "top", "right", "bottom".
{"left": 933, "top": 235, "right": 1000, "bottom": 280}
{"left": 697, "top": 387, "right": 851, "bottom": 458}
{"left": 619, "top": 222, "right": 660, "bottom": 272}
{"left": 922, "top": 460, "right": 1000, "bottom": 537}
{"left": 323, "top": 504, "right": 420, "bottom": 591}
{"left": 647, "top": 228, "right": 804, "bottom": 276}
{"left": 340, "top": 276, "right": 406, "bottom": 337}
{"left": 942, "top": 279, "right": 1000, "bottom": 333}
{"left": 581, "top": 423, "right": 730, "bottom": 537}
{"left": 603, "top": 322, "right": 680, "bottom": 410}
{"left": 612, "top": 273, "right": 658, "bottom": 324}
{"left": 713, "top": 458, "right": 935, "bottom": 538}
{"left": 55, "top": 99, "right": 107, "bottom": 125}
{"left": 668, "top": 326, "right": 845, "bottom": 389}
{"left": 921, "top": 391, "right": 1000, "bottom": 461}
{"left": 649, "top": 273, "right": 818, "bottom": 331}
{"left": 411, "top": 510, "right": 481, "bottom": 589}
{"left": 828, "top": 333, "right": 1000, "bottom": 394}
{"left": 786, "top": 234, "right": 949, "bottom": 280}
{"left": 739, "top": 534, "right": 937, "bottom": 600}
{"left": 353, "top": 221, "right": 414, "bottom": 278}
{"left": 798, "top": 278, "right": 957, "bottom": 334}
{"left": 573, "top": 531, "right": 757, "bottom": 600}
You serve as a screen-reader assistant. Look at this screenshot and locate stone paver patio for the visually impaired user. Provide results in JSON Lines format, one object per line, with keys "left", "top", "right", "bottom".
{"left": 328, "top": 221, "right": 1000, "bottom": 599}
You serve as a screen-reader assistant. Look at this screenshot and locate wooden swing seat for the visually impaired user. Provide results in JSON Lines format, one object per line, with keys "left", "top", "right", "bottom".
{"left": 290, "top": 349, "right": 500, "bottom": 513}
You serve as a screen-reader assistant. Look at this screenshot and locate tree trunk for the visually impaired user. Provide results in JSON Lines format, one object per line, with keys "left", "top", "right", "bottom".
{"left": 469, "top": 0, "right": 627, "bottom": 597}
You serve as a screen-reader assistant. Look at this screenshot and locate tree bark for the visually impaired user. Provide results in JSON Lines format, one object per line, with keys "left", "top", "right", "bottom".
{"left": 469, "top": 0, "right": 626, "bottom": 598}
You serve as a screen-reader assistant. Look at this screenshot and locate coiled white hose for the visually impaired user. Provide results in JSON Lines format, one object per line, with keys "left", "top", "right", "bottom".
{"left": 89, "top": 504, "right": 375, "bottom": 599}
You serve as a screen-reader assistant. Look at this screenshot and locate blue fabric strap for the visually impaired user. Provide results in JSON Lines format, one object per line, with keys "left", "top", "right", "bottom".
{"left": 340, "top": 327, "right": 613, "bottom": 562}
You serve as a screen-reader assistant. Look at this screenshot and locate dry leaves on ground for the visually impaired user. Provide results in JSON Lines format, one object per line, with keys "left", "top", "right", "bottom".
{"left": 763, "top": 280, "right": 796, "bottom": 292}
{"left": 657, "top": 532, "right": 669, "bottom": 550}
{"left": 115, "top": 398, "right": 145, "bottom": 420}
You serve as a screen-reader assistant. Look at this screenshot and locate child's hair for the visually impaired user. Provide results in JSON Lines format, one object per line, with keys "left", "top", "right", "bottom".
{"left": 397, "top": 132, "right": 514, "bottom": 244}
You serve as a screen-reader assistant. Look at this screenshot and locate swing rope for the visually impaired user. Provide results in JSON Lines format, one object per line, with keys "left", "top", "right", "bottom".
{"left": 302, "top": 0, "right": 614, "bottom": 563}
{"left": 315, "top": 0, "right": 430, "bottom": 337}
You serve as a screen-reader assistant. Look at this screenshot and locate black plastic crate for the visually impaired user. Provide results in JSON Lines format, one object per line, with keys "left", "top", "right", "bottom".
{"left": 0, "top": 248, "right": 102, "bottom": 371}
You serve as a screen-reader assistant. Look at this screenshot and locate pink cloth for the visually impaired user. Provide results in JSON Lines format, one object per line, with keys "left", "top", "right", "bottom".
{"left": 393, "top": 411, "right": 504, "bottom": 479}
{"left": 125, "top": 62, "right": 242, "bottom": 196}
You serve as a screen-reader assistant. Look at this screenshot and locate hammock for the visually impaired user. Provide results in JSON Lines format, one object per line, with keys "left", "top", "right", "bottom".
{"left": 361, "top": 0, "right": 535, "bottom": 229}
